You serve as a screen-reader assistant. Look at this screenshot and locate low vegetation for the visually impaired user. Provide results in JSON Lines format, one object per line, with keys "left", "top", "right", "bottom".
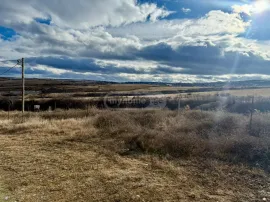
{"left": 93, "top": 109, "right": 270, "bottom": 170}
{"left": 0, "top": 109, "right": 269, "bottom": 201}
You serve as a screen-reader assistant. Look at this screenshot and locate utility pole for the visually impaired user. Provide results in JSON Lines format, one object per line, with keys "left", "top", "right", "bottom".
{"left": 249, "top": 96, "right": 254, "bottom": 134}
{"left": 21, "top": 58, "right": 25, "bottom": 115}
{"left": 178, "top": 95, "right": 181, "bottom": 114}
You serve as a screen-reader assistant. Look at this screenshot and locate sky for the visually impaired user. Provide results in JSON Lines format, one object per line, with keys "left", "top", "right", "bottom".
{"left": 1, "top": 0, "right": 270, "bottom": 83}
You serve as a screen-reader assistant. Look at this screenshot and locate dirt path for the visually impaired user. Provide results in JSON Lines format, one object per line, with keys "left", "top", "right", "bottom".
{"left": 0, "top": 117, "right": 269, "bottom": 201}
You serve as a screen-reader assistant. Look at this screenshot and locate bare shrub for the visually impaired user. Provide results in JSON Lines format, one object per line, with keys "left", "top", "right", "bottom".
{"left": 212, "top": 135, "right": 270, "bottom": 170}
{"left": 132, "top": 110, "right": 165, "bottom": 128}
{"left": 154, "top": 133, "right": 209, "bottom": 157}
{"left": 249, "top": 113, "right": 270, "bottom": 137}
{"left": 94, "top": 110, "right": 142, "bottom": 138}
{"left": 92, "top": 109, "right": 270, "bottom": 169}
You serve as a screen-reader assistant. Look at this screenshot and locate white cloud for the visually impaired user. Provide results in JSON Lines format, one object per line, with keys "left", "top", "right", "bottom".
{"left": 182, "top": 8, "right": 191, "bottom": 14}
{"left": 1, "top": 1, "right": 270, "bottom": 82}
{"left": 232, "top": 1, "right": 270, "bottom": 16}
{"left": 109, "top": 10, "right": 250, "bottom": 43}
{"left": 115, "top": 73, "right": 270, "bottom": 83}
{"left": 30, "top": 64, "right": 72, "bottom": 75}
{"left": 232, "top": 4, "right": 253, "bottom": 16}
{"left": 95, "top": 59, "right": 163, "bottom": 69}
{"left": 0, "top": 0, "right": 172, "bottom": 29}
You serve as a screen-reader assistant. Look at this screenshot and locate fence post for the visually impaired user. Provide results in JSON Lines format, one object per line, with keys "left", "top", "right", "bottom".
{"left": 249, "top": 96, "right": 254, "bottom": 134}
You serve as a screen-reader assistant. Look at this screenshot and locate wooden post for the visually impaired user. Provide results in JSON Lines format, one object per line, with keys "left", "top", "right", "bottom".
{"left": 178, "top": 96, "right": 181, "bottom": 114}
{"left": 249, "top": 96, "right": 254, "bottom": 133}
{"left": 22, "top": 58, "right": 25, "bottom": 115}
{"left": 8, "top": 104, "right": 10, "bottom": 120}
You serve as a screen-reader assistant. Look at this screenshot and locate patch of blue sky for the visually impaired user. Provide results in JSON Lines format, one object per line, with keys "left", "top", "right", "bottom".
{"left": 239, "top": 11, "right": 270, "bottom": 40}
{"left": 35, "top": 17, "right": 52, "bottom": 25}
{"left": 140, "top": 0, "right": 270, "bottom": 40}
{"left": 138, "top": 0, "right": 246, "bottom": 20}
{"left": 0, "top": 26, "right": 16, "bottom": 40}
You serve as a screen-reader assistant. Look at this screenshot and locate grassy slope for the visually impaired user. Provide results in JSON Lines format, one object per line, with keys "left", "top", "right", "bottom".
{"left": 0, "top": 110, "right": 269, "bottom": 201}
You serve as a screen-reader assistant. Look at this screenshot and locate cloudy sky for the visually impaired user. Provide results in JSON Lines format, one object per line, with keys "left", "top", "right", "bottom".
{"left": 1, "top": 0, "right": 270, "bottom": 83}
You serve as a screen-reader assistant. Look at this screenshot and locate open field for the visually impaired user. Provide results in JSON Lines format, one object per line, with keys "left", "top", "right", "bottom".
{"left": 0, "top": 109, "right": 269, "bottom": 201}
{"left": 190, "top": 88, "right": 270, "bottom": 97}
{"left": 2, "top": 78, "right": 270, "bottom": 114}
{"left": 1, "top": 79, "right": 270, "bottom": 201}
{"left": 1, "top": 78, "right": 270, "bottom": 99}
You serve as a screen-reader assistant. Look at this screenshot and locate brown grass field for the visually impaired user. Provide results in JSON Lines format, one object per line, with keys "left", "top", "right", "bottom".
{"left": 192, "top": 88, "right": 270, "bottom": 97}
{"left": 0, "top": 109, "right": 270, "bottom": 202}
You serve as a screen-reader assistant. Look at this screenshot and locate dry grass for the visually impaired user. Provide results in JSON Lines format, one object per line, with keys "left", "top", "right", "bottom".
{"left": 0, "top": 109, "right": 269, "bottom": 201}
{"left": 94, "top": 110, "right": 270, "bottom": 168}
{"left": 191, "top": 88, "right": 270, "bottom": 97}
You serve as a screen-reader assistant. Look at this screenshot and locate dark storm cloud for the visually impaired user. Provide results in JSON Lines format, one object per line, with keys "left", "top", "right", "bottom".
{"left": 26, "top": 57, "right": 141, "bottom": 74}
{"left": 135, "top": 42, "right": 270, "bottom": 75}
{"left": 23, "top": 40, "right": 270, "bottom": 77}
{"left": 26, "top": 57, "right": 155, "bottom": 75}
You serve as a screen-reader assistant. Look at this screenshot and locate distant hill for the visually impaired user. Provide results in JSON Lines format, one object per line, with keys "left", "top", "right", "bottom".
{"left": 124, "top": 80, "right": 270, "bottom": 88}
{"left": 1, "top": 77, "right": 270, "bottom": 88}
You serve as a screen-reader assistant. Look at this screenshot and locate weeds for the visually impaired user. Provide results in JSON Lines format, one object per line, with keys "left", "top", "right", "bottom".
{"left": 93, "top": 110, "right": 270, "bottom": 170}
{"left": 0, "top": 109, "right": 270, "bottom": 201}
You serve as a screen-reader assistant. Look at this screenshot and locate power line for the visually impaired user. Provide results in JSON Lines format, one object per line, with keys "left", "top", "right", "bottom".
{"left": 0, "top": 58, "right": 25, "bottom": 117}
{"left": 0, "top": 63, "right": 19, "bottom": 77}
{"left": 0, "top": 60, "right": 17, "bottom": 63}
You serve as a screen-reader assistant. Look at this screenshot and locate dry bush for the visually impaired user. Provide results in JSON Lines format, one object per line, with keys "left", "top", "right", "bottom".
{"left": 132, "top": 111, "right": 161, "bottom": 128}
{"left": 249, "top": 113, "right": 270, "bottom": 137}
{"left": 94, "top": 111, "right": 138, "bottom": 136}
{"left": 212, "top": 135, "right": 270, "bottom": 170}
{"left": 209, "top": 112, "right": 247, "bottom": 137}
{"left": 30, "top": 107, "right": 101, "bottom": 120}
{"left": 2, "top": 109, "right": 269, "bottom": 169}
{"left": 93, "top": 109, "right": 270, "bottom": 169}
{"left": 150, "top": 132, "right": 209, "bottom": 157}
